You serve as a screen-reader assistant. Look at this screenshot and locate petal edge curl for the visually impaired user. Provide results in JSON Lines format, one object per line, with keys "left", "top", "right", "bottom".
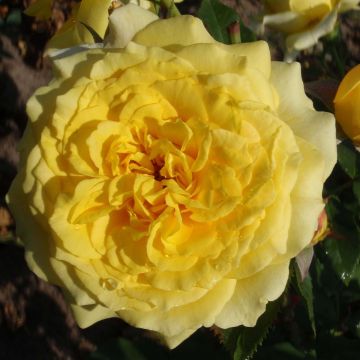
{"left": 270, "top": 61, "right": 336, "bottom": 179}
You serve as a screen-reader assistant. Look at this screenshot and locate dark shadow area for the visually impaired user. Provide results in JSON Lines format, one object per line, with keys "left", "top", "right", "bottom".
{"left": 0, "top": 243, "right": 94, "bottom": 360}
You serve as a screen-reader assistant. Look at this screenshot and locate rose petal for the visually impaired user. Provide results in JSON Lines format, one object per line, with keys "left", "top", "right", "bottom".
{"left": 105, "top": 3, "right": 158, "bottom": 48}
{"left": 270, "top": 61, "right": 337, "bottom": 179}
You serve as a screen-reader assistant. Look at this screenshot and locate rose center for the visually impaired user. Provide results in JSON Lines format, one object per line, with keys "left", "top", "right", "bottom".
{"left": 151, "top": 158, "right": 166, "bottom": 181}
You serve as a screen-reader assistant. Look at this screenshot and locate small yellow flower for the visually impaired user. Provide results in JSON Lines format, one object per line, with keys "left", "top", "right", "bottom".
{"left": 334, "top": 64, "right": 360, "bottom": 144}
{"left": 8, "top": 4, "right": 336, "bottom": 349}
{"left": 263, "top": 0, "right": 359, "bottom": 57}
{"left": 47, "top": 0, "right": 112, "bottom": 50}
{"left": 24, "top": 0, "right": 183, "bottom": 51}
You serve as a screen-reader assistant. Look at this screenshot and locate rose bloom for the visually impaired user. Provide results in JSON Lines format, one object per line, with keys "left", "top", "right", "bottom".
{"left": 263, "top": 0, "right": 359, "bottom": 57}
{"left": 8, "top": 4, "right": 336, "bottom": 348}
{"left": 334, "top": 64, "right": 360, "bottom": 144}
{"left": 25, "top": 0, "right": 183, "bottom": 50}
{"left": 25, "top": 0, "right": 112, "bottom": 50}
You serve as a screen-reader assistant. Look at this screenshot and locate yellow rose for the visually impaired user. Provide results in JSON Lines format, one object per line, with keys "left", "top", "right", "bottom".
{"left": 263, "top": 0, "right": 359, "bottom": 56}
{"left": 25, "top": 0, "right": 183, "bottom": 50}
{"left": 8, "top": 4, "right": 336, "bottom": 348}
{"left": 46, "top": 0, "right": 113, "bottom": 50}
{"left": 334, "top": 64, "right": 360, "bottom": 144}
{"left": 25, "top": 0, "right": 113, "bottom": 50}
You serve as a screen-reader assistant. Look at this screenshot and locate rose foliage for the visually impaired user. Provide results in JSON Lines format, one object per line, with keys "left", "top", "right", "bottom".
{"left": 8, "top": 4, "right": 336, "bottom": 349}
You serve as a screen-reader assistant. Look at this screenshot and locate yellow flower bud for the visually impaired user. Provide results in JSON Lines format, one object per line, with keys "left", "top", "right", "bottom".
{"left": 334, "top": 64, "right": 360, "bottom": 144}
{"left": 263, "top": 0, "right": 359, "bottom": 56}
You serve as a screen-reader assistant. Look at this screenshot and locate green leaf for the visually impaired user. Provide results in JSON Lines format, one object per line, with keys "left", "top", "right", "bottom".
{"left": 311, "top": 252, "right": 340, "bottom": 328}
{"left": 322, "top": 235, "right": 360, "bottom": 286}
{"left": 239, "top": 22, "right": 257, "bottom": 43}
{"left": 337, "top": 140, "right": 360, "bottom": 179}
{"left": 345, "top": 310, "right": 360, "bottom": 338}
{"left": 317, "top": 333, "right": 360, "bottom": 360}
{"left": 347, "top": 261, "right": 360, "bottom": 297}
{"left": 198, "top": 0, "right": 239, "bottom": 44}
{"left": 89, "top": 338, "right": 148, "bottom": 360}
{"left": 293, "top": 262, "right": 316, "bottom": 336}
{"left": 324, "top": 196, "right": 360, "bottom": 285}
{"left": 353, "top": 180, "right": 360, "bottom": 203}
{"left": 6, "top": 9, "right": 22, "bottom": 26}
{"left": 223, "top": 296, "right": 283, "bottom": 360}
{"left": 171, "top": 329, "right": 230, "bottom": 359}
{"left": 255, "top": 342, "right": 314, "bottom": 360}
{"left": 89, "top": 329, "right": 230, "bottom": 360}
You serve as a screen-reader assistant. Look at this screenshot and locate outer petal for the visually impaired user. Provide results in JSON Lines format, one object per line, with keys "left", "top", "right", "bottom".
{"left": 8, "top": 172, "right": 55, "bottom": 281}
{"left": 215, "top": 262, "right": 289, "bottom": 328}
{"left": 285, "top": 8, "right": 338, "bottom": 52}
{"left": 263, "top": 11, "right": 310, "bottom": 34}
{"left": 175, "top": 41, "right": 272, "bottom": 79}
{"left": 7, "top": 125, "right": 98, "bottom": 307}
{"left": 7, "top": 125, "right": 54, "bottom": 281}
{"left": 280, "top": 139, "right": 326, "bottom": 260}
{"left": 290, "top": 0, "right": 332, "bottom": 14}
{"left": 133, "top": 15, "right": 215, "bottom": 47}
{"left": 270, "top": 61, "right": 336, "bottom": 179}
{"left": 162, "top": 329, "right": 197, "bottom": 349}
{"left": 223, "top": 41, "right": 272, "bottom": 78}
{"left": 77, "top": 0, "right": 112, "bottom": 38}
{"left": 105, "top": 3, "right": 158, "bottom": 48}
{"left": 71, "top": 303, "right": 117, "bottom": 328}
{"left": 117, "top": 279, "right": 236, "bottom": 339}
